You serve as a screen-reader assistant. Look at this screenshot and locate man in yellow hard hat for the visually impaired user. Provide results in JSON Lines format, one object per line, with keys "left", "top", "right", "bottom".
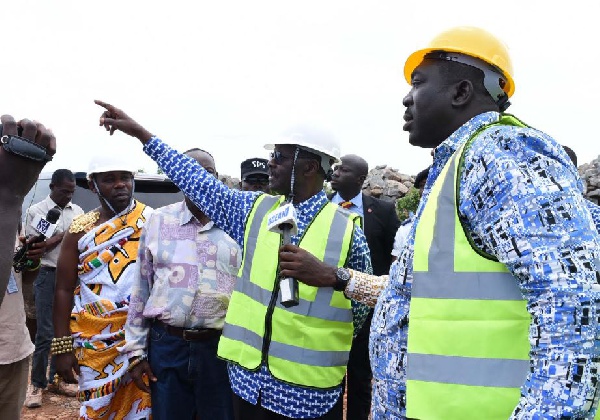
{"left": 276, "top": 26, "right": 600, "bottom": 419}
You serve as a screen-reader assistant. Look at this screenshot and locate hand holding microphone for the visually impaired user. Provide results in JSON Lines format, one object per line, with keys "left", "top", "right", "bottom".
{"left": 267, "top": 203, "right": 300, "bottom": 307}
{"left": 14, "top": 207, "right": 61, "bottom": 271}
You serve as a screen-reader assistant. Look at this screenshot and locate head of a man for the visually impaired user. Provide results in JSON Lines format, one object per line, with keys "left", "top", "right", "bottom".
{"left": 402, "top": 27, "right": 513, "bottom": 149}
{"left": 268, "top": 145, "right": 326, "bottom": 198}
{"left": 331, "top": 154, "right": 368, "bottom": 200}
{"left": 184, "top": 148, "right": 217, "bottom": 215}
{"left": 87, "top": 157, "right": 136, "bottom": 215}
{"left": 403, "top": 57, "right": 500, "bottom": 149}
{"left": 240, "top": 158, "right": 270, "bottom": 193}
{"left": 414, "top": 166, "right": 430, "bottom": 195}
{"left": 266, "top": 125, "right": 339, "bottom": 201}
{"left": 562, "top": 145, "right": 577, "bottom": 167}
{"left": 49, "top": 169, "right": 76, "bottom": 208}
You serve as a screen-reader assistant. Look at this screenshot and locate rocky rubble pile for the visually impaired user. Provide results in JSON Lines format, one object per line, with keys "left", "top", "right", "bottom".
{"left": 219, "top": 174, "right": 240, "bottom": 189}
{"left": 362, "top": 165, "right": 415, "bottom": 203}
{"left": 579, "top": 157, "right": 600, "bottom": 204}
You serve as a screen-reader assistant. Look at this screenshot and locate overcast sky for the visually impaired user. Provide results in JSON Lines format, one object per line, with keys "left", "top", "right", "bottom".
{"left": 3, "top": 1, "right": 599, "bottom": 179}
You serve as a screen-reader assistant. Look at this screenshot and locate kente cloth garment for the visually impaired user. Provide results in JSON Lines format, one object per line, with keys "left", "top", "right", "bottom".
{"left": 70, "top": 200, "right": 153, "bottom": 420}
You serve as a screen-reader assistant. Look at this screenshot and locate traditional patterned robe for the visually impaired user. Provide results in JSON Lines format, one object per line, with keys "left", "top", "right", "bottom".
{"left": 70, "top": 200, "right": 153, "bottom": 419}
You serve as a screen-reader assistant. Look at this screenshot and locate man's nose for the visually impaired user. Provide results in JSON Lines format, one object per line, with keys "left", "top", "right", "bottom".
{"left": 402, "top": 90, "right": 413, "bottom": 107}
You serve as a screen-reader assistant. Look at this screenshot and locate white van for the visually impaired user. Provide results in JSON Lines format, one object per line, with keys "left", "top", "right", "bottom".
{"left": 22, "top": 172, "right": 184, "bottom": 220}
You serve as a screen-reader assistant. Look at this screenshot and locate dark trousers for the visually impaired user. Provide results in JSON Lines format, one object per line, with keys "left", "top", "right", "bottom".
{"left": 148, "top": 321, "right": 234, "bottom": 420}
{"left": 346, "top": 310, "right": 373, "bottom": 420}
{"left": 232, "top": 392, "right": 343, "bottom": 420}
{"left": 31, "top": 267, "right": 56, "bottom": 388}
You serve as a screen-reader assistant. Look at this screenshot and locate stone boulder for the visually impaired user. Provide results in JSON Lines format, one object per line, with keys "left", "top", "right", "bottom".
{"left": 363, "top": 166, "right": 415, "bottom": 203}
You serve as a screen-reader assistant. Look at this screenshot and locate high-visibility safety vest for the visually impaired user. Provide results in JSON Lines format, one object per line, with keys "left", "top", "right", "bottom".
{"left": 406, "top": 115, "right": 532, "bottom": 419}
{"left": 218, "top": 194, "right": 359, "bottom": 389}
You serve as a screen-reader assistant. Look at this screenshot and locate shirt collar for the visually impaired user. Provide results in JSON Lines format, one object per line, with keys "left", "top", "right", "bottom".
{"left": 295, "top": 190, "right": 328, "bottom": 216}
{"left": 433, "top": 111, "right": 500, "bottom": 162}
{"left": 44, "top": 195, "right": 71, "bottom": 210}
{"left": 179, "top": 200, "right": 214, "bottom": 231}
{"left": 44, "top": 195, "right": 62, "bottom": 210}
{"left": 332, "top": 192, "right": 363, "bottom": 209}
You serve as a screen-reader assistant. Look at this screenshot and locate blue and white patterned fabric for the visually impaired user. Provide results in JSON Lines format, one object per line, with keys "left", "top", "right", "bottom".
{"left": 586, "top": 200, "right": 600, "bottom": 232}
{"left": 370, "top": 111, "right": 600, "bottom": 419}
{"left": 144, "top": 138, "right": 372, "bottom": 418}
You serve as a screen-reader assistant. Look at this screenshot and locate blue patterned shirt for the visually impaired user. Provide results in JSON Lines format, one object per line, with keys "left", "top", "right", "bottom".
{"left": 587, "top": 200, "right": 600, "bottom": 232}
{"left": 144, "top": 138, "right": 372, "bottom": 418}
{"left": 370, "top": 111, "right": 600, "bottom": 419}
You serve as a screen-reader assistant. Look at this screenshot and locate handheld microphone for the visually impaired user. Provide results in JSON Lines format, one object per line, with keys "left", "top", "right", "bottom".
{"left": 267, "top": 203, "right": 300, "bottom": 307}
{"left": 13, "top": 207, "right": 61, "bottom": 271}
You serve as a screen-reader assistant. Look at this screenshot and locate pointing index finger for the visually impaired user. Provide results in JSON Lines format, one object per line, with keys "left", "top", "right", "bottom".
{"left": 94, "top": 99, "right": 115, "bottom": 112}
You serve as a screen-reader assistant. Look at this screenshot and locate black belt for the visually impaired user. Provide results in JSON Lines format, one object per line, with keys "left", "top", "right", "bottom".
{"left": 155, "top": 319, "right": 222, "bottom": 342}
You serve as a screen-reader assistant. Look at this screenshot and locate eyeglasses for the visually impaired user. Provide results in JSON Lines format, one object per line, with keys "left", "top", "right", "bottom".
{"left": 244, "top": 177, "right": 269, "bottom": 186}
{"left": 269, "top": 151, "right": 292, "bottom": 165}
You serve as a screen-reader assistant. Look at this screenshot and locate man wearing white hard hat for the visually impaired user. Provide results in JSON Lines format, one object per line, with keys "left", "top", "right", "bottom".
{"left": 52, "top": 155, "right": 153, "bottom": 419}
{"left": 93, "top": 101, "right": 372, "bottom": 420}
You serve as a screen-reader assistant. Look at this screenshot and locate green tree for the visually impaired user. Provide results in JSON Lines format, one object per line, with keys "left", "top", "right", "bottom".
{"left": 396, "top": 187, "right": 421, "bottom": 222}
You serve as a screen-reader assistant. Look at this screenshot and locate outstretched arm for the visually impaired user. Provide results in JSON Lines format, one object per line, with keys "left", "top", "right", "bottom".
{"left": 94, "top": 100, "right": 258, "bottom": 247}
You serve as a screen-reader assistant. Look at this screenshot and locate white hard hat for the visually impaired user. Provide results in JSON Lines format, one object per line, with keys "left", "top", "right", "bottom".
{"left": 87, "top": 155, "right": 137, "bottom": 180}
{"left": 265, "top": 124, "right": 341, "bottom": 173}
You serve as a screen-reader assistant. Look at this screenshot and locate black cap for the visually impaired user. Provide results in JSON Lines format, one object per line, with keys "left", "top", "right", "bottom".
{"left": 241, "top": 158, "right": 269, "bottom": 180}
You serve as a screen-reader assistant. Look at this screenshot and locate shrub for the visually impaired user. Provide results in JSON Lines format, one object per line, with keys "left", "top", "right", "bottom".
{"left": 396, "top": 187, "right": 420, "bottom": 222}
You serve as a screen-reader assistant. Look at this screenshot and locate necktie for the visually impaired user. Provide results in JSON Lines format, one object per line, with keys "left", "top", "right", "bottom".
{"left": 339, "top": 201, "right": 353, "bottom": 209}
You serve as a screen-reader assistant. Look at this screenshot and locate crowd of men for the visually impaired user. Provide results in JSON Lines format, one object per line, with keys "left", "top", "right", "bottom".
{"left": 1, "top": 25, "right": 600, "bottom": 420}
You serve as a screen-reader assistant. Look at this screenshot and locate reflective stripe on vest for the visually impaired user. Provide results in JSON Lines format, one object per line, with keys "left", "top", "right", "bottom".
{"left": 406, "top": 115, "right": 531, "bottom": 420}
{"left": 218, "top": 194, "right": 357, "bottom": 388}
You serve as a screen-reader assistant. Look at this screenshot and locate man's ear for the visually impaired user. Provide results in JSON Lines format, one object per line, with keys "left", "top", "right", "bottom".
{"left": 302, "top": 159, "right": 321, "bottom": 177}
{"left": 452, "top": 80, "right": 475, "bottom": 107}
{"left": 88, "top": 179, "right": 97, "bottom": 193}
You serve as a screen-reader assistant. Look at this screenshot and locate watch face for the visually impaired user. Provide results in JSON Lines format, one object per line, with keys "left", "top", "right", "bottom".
{"left": 336, "top": 268, "right": 351, "bottom": 282}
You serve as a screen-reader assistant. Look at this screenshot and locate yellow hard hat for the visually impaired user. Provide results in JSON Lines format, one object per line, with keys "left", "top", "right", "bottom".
{"left": 404, "top": 26, "right": 515, "bottom": 97}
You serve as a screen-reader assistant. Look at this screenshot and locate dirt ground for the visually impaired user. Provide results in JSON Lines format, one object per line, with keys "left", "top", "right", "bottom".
{"left": 20, "top": 357, "right": 80, "bottom": 419}
{"left": 20, "top": 393, "right": 352, "bottom": 419}
{"left": 20, "top": 390, "right": 354, "bottom": 419}
{"left": 19, "top": 371, "right": 355, "bottom": 419}
{"left": 20, "top": 389, "right": 80, "bottom": 419}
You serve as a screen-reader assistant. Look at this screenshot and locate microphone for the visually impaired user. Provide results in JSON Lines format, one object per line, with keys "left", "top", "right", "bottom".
{"left": 267, "top": 203, "right": 299, "bottom": 307}
{"left": 13, "top": 207, "right": 61, "bottom": 271}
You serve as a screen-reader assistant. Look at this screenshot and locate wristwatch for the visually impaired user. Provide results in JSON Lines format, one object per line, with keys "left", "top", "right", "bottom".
{"left": 333, "top": 267, "right": 351, "bottom": 292}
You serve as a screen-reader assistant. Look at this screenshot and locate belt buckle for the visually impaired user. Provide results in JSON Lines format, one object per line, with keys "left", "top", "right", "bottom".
{"left": 182, "top": 329, "right": 196, "bottom": 341}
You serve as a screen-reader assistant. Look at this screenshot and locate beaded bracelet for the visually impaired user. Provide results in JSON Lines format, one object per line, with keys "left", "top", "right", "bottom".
{"left": 127, "top": 354, "right": 148, "bottom": 372}
{"left": 51, "top": 336, "right": 74, "bottom": 355}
